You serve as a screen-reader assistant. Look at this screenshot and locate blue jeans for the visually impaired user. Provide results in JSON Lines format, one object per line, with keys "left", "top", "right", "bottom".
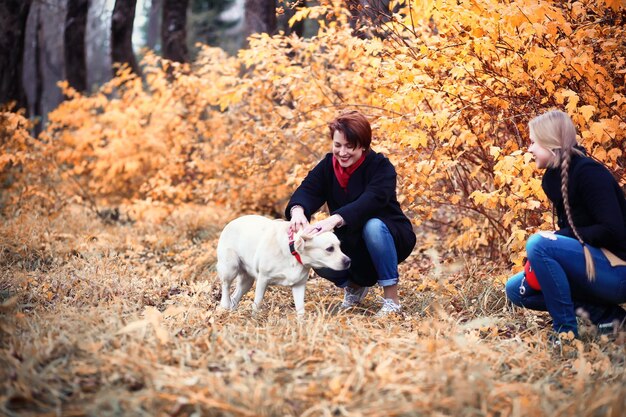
{"left": 505, "top": 233, "right": 626, "bottom": 336}
{"left": 315, "top": 218, "right": 399, "bottom": 288}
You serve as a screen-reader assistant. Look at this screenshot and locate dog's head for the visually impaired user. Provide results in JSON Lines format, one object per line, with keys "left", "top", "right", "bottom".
{"left": 293, "top": 230, "right": 351, "bottom": 270}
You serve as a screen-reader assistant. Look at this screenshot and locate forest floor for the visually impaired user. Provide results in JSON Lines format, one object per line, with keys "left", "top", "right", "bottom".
{"left": 1, "top": 203, "right": 624, "bottom": 417}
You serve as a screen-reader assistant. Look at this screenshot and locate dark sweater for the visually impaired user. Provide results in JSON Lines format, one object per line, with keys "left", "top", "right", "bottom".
{"left": 542, "top": 154, "right": 626, "bottom": 261}
{"left": 286, "top": 151, "right": 416, "bottom": 286}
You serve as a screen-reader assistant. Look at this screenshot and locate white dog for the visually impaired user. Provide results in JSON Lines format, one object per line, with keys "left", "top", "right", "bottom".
{"left": 217, "top": 215, "right": 351, "bottom": 315}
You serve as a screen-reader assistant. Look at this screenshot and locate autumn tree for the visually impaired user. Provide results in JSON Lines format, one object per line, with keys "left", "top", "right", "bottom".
{"left": 0, "top": 0, "right": 33, "bottom": 110}
{"left": 162, "top": 0, "right": 190, "bottom": 63}
{"left": 65, "top": 0, "right": 89, "bottom": 92}
{"left": 146, "top": 0, "right": 163, "bottom": 52}
{"left": 244, "top": 0, "right": 277, "bottom": 43}
{"left": 372, "top": 0, "right": 626, "bottom": 261}
{"left": 111, "top": 0, "right": 139, "bottom": 75}
{"left": 18, "top": 0, "right": 626, "bottom": 264}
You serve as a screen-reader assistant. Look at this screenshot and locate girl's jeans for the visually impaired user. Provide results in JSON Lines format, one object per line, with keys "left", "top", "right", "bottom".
{"left": 315, "top": 218, "right": 399, "bottom": 288}
{"left": 505, "top": 233, "right": 626, "bottom": 336}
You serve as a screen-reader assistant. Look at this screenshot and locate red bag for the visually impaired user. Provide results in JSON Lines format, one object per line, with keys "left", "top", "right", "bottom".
{"left": 524, "top": 260, "right": 541, "bottom": 290}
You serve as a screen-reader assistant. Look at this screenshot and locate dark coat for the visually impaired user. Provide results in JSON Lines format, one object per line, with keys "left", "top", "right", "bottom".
{"left": 543, "top": 154, "right": 626, "bottom": 261}
{"left": 286, "top": 151, "right": 416, "bottom": 286}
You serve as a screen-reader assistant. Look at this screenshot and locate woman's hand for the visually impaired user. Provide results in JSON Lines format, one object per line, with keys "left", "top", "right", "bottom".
{"left": 289, "top": 206, "right": 309, "bottom": 233}
{"left": 304, "top": 214, "right": 344, "bottom": 235}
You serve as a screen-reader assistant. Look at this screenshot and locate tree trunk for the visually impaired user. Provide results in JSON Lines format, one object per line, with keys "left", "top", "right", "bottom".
{"left": 243, "top": 0, "right": 276, "bottom": 45}
{"left": 21, "top": 0, "right": 65, "bottom": 133}
{"left": 0, "top": 0, "right": 33, "bottom": 111}
{"left": 34, "top": 6, "right": 44, "bottom": 137}
{"left": 111, "top": 0, "right": 139, "bottom": 75}
{"left": 162, "top": 0, "right": 189, "bottom": 63}
{"left": 147, "top": 0, "right": 162, "bottom": 51}
{"left": 65, "top": 0, "right": 89, "bottom": 92}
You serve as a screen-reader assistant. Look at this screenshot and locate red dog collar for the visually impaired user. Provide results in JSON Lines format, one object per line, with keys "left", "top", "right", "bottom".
{"left": 288, "top": 229, "right": 303, "bottom": 265}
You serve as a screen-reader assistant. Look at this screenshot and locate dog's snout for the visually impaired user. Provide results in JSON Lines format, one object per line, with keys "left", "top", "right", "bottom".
{"left": 343, "top": 256, "right": 351, "bottom": 269}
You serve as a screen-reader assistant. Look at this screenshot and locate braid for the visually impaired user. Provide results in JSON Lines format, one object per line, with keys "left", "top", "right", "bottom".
{"left": 560, "top": 151, "right": 596, "bottom": 281}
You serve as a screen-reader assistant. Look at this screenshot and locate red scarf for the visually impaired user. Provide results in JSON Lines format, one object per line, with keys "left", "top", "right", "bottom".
{"left": 333, "top": 153, "right": 366, "bottom": 190}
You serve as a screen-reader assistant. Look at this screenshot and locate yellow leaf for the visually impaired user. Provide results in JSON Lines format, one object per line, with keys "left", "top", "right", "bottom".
{"left": 408, "top": 131, "right": 429, "bottom": 148}
{"left": 163, "top": 305, "right": 187, "bottom": 318}
{"left": 589, "top": 122, "right": 607, "bottom": 144}
{"left": 607, "top": 148, "right": 622, "bottom": 161}
{"left": 524, "top": 152, "right": 534, "bottom": 165}
{"left": 117, "top": 319, "right": 149, "bottom": 335}
{"left": 555, "top": 89, "right": 577, "bottom": 106}
{"left": 578, "top": 105, "right": 595, "bottom": 122}
{"left": 600, "top": 0, "right": 626, "bottom": 11}
{"left": 489, "top": 146, "right": 501, "bottom": 159}
{"left": 593, "top": 147, "right": 607, "bottom": 160}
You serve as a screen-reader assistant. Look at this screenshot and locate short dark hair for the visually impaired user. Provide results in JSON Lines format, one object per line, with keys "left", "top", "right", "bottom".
{"left": 328, "top": 110, "right": 372, "bottom": 150}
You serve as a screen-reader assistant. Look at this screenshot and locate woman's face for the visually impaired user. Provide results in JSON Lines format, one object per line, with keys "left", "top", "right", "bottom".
{"left": 333, "top": 130, "right": 365, "bottom": 168}
{"left": 528, "top": 133, "right": 554, "bottom": 169}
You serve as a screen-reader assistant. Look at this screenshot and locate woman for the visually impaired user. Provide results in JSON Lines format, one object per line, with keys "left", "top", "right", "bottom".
{"left": 286, "top": 110, "right": 416, "bottom": 316}
{"left": 505, "top": 110, "right": 626, "bottom": 339}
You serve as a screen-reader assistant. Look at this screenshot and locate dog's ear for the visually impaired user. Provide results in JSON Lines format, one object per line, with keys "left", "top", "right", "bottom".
{"left": 293, "top": 229, "right": 307, "bottom": 251}
{"left": 294, "top": 236, "right": 305, "bottom": 252}
{"left": 296, "top": 229, "right": 314, "bottom": 241}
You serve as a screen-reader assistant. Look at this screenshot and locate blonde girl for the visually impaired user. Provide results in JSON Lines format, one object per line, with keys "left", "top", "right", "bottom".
{"left": 505, "top": 110, "right": 626, "bottom": 338}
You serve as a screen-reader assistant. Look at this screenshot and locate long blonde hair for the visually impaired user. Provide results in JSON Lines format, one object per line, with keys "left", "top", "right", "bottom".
{"left": 529, "top": 110, "right": 595, "bottom": 280}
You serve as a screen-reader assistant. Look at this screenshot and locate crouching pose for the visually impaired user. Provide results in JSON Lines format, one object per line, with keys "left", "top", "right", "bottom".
{"left": 286, "top": 110, "right": 416, "bottom": 316}
{"left": 505, "top": 110, "right": 626, "bottom": 338}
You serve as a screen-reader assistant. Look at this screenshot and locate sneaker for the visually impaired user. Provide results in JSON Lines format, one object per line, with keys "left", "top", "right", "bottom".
{"left": 597, "top": 319, "right": 625, "bottom": 335}
{"left": 548, "top": 331, "right": 577, "bottom": 353}
{"left": 340, "top": 286, "right": 369, "bottom": 309}
{"left": 375, "top": 298, "right": 402, "bottom": 317}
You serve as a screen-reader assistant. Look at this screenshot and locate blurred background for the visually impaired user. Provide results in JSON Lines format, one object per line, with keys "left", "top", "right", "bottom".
{"left": 1, "top": 0, "right": 336, "bottom": 130}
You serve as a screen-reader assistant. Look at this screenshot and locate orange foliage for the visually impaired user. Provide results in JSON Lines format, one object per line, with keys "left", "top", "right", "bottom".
{"left": 375, "top": 0, "right": 626, "bottom": 263}
{"left": 5, "top": 0, "right": 625, "bottom": 263}
{"left": 0, "top": 107, "right": 32, "bottom": 179}
{"left": 0, "top": 106, "right": 44, "bottom": 210}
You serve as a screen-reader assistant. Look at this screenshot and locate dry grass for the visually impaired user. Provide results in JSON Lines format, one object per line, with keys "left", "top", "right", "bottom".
{"left": 1, "top": 204, "right": 624, "bottom": 417}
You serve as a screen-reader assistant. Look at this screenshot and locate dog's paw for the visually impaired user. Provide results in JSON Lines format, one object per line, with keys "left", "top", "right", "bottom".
{"left": 229, "top": 297, "right": 241, "bottom": 309}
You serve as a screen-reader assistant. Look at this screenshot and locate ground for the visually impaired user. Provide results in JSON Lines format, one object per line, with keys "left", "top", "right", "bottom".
{"left": 1, "top": 203, "right": 624, "bottom": 416}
